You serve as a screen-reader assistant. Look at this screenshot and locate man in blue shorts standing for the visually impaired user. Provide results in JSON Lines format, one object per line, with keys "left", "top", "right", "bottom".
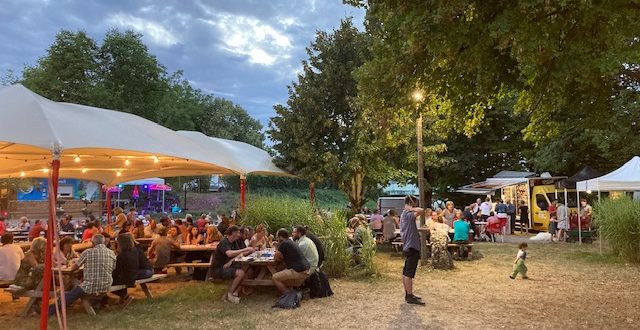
{"left": 401, "top": 195, "right": 425, "bottom": 305}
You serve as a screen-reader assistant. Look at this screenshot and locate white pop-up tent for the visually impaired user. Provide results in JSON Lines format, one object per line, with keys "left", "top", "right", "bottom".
{"left": 0, "top": 84, "right": 242, "bottom": 328}
{"left": 577, "top": 156, "right": 640, "bottom": 192}
{"left": 176, "top": 130, "right": 291, "bottom": 208}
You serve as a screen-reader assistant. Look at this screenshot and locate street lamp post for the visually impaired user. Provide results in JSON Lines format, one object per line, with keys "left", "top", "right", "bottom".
{"left": 412, "top": 90, "right": 428, "bottom": 265}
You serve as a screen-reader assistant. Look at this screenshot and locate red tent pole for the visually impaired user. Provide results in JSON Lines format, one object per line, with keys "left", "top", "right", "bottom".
{"left": 106, "top": 190, "right": 111, "bottom": 224}
{"left": 40, "top": 157, "right": 60, "bottom": 328}
{"left": 240, "top": 175, "right": 246, "bottom": 210}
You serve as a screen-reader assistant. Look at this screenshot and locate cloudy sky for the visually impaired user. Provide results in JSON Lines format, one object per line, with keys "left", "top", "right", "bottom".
{"left": 0, "top": 0, "right": 364, "bottom": 126}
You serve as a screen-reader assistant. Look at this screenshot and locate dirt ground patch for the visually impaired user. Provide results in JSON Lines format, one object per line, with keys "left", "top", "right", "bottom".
{"left": 1, "top": 241, "right": 638, "bottom": 329}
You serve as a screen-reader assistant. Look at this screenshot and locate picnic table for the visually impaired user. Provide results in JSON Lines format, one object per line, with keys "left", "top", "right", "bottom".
{"left": 233, "top": 251, "right": 281, "bottom": 286}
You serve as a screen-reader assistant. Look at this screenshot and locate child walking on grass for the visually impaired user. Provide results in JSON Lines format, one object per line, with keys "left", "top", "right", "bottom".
{"left": 510, "top": 242, "right": 529, "bottom": 279}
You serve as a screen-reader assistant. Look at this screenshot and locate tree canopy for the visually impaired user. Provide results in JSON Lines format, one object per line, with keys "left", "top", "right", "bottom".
{"left": 16, "top": 29, "right": 264, "bottom": 147}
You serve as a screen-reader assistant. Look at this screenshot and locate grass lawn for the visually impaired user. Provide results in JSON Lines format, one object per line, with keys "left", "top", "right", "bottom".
{"left": 1, "top": 241, "right": 638, "bottom": 329}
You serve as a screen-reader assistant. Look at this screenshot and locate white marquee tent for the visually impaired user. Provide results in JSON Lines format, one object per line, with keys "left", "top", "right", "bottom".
{"left": 576, "top": 156, "right": 640, "bottom": 192}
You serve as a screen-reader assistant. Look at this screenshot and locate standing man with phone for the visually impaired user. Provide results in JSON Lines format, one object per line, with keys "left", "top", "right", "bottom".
{"left": 401, "top": 195, "right": 425, "bottom": 305}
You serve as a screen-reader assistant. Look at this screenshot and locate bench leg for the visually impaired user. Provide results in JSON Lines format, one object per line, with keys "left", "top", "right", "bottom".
{"left": 81, "top": 298, "right": 97, "bottom": 316}
{"left": 21, "top": 297, "right": 37, "bottom": 317}
{"left": 140, "top": 283, "right": 153, "bottom": 300}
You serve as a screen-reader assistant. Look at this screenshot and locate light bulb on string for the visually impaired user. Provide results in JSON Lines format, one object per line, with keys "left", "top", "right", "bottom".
{"left": 20, "top": 171, "right": 25, "bottom": 177}
{"left": 125, "top": 159, "right": 131, "bottom": 166}
{"left": 81, "top": 168, "right": 88, "bottom": 174}
{"left": 42, "top": 168, "right": 50, "bottom": 173}
{"left": 116, "top": 171, "right": 122, "bottom": 177}
{"left": 74, "top": 155, "right": 81, "bottom": 163}
{"left": 153, "top": 156, "right": 159, "bottom": 163}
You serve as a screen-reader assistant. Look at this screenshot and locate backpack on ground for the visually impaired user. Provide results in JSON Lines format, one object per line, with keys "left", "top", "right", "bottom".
{"left": 306, "top": 270, "right": 334, "bottom": 299}
{"left": 272, "top": 290, "right": 302, "bottom": 309}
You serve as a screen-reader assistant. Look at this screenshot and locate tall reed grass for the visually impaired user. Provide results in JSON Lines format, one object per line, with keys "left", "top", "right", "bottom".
{"left": 594, "top": 197, "right": 640, "bottom": 263}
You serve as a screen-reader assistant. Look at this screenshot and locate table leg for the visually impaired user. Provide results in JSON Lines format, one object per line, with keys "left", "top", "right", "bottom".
{"left": 140, "top": 283, "right": 152, "bottom": 300}
{"left": 81, "top": 298, "right": 96, "bottom": 316}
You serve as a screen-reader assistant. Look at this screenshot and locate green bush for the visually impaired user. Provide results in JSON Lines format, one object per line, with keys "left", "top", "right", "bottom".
{"left": 594, "top": 197, "right": 640, "bottom": 263}
{"left": 355, "top": 225, "right": 377, "bottom": 276}
{"left": 316, "top": 211, "right": 351, "bottom": 278}
{"left": 242, "top": 195, "right": 317, "bottom": 235}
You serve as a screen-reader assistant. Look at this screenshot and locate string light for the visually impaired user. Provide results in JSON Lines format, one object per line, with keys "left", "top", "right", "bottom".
{"left": 153, "top": 156, "right": 159, "bottom": 163}
{"left": 81, "top": 168, "right": 88, "bottom": 174}
{"left": 125, "top": 159, "right": 131, "bottom": 166}
{"left": 20, "top": 171, "right": 25, "bottom": 177}
{"left": 42, "top": 168, "right": 50, "bottom": 173}
{"left": 74, "top": 155, "right": 81, "bottom": 163}
{"left": 116, "top": 171, "right": 122, "bottom": 177}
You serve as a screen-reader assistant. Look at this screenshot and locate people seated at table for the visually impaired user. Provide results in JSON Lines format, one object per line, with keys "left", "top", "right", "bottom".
{"left": 242, "top": 226, "right": 254, "bottom": 248}
{"left": 293, "top": 226, "right": 319, "bottom": 274}
{"left": 18, "top": 216, "right": 31, "bottom": 231}
{"left": 168, "top": 225, "right": 184, "bottom": 244}
{"left": 131, "top": 220, "right": 146, "bottom": 239}
{"left": 126, "top": 208, "right": 137, "bottom": 226}
{"left": 442, "top": 201, "right": 457, "bottom": 227}
{"left": 186, "top": 226, "right": 203, "bottom": 245}
{"left": 304, "top": 228, "right": 325, "bottom": 268}
{"left": 147, "top": 227, "right": 181, "bottom": 272}
{"left": 0, "top": 233, "right": 25, "bottom": 281}
{"left": 382, "top": 209, "right": 398, "bottom": 243}
{"left": 272, "top": 228, "right": 310, "bottom": 294}
{"left": 111, "top": 233, "right": 140, "bottom": 306}
{"left": 0, "top": 216, "right": 6, "bottom": 235}
{"left": 249, "top": 224, "right": 270, "bottom": 249}
{"left": 144, "top": 219, "right": 160, "bottom": 238}
{"left": 53, "top": 236, "right": 79, "bottom": 267}
{"left": 369, "top": 209, "right": 384, "bottom": 242}
{"left": 13, "top": 237, "right": 45, "bottom": 293}
{"left": 114, "top": 207, "right": 127, "bottom": 228}
{"left": 485, "top": 212, "right": 501, "bottom": 241}
{"left": 205, "top": 225, "right": 223, "bottom": 244}
{"left": 82, "top": 222, "right": 97, "bottom": 242}
{"left": 217, "top": 214, "right": 232, "bottom": 237}
{"left": 347, "top": 217, "right": 367, "bottom": 252}
{"left": 49, "top": 234, "right": 116, "bottom": 316}
{"left": 211, "top": 225, "right": 255, "bottom": 304}
{"left": 196, "top": 214, "right": 208, "bottom": 233}
{"left": 60, "top": 215, "right": 75, "bottom": 233}
{"left": 175, "top": 219, "right": 188, "bottom": 242}
{"left": 28, "top": 219, "right": 45, "bottom": 240}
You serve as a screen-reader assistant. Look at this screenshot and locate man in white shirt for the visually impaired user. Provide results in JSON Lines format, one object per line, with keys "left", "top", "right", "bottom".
{"left": 0, "top": 233, "right": 25, "bottom": 281}
{"left": 293, "top": 226, "right": 319, "bottom": 274}
{"left": 480, "top": 197, "right": 493, "bottom": 221}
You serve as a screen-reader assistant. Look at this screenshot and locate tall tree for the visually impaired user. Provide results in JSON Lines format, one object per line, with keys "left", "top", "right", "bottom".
{"left": 22, "top": 30, "right": 100, "bottom": 104}
{"left": 95, "top": 30, "right": 169, "bottom": 121}
{"left": 268, "top": 19, "right": 388, "bottom": 211}
{"left": 196, "top": 97, "right": 265, "bottom": 148}
{"left": 348, "top": 0, "right": 640, "bottom": 175}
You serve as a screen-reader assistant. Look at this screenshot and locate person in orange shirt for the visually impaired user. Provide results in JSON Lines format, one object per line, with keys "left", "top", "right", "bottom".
{"left": 28, "top": 219, "right": 45, "bottom": 240}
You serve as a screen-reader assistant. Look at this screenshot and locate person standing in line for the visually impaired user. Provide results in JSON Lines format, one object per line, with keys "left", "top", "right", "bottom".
{"left": 548, "top": 200, "right": 558, "bottom": 242}
{"left": 400, "top": 195, "right": 425, "bottom": 305}
{"left": 518, "top": 201, "right": 529, "bottom": 233}
{"left": 480, "top": 197, "right": 492, "bottom": 221}
{"left": 556, "top": 199, "right": 568, "bottom": 242}
{"left": 506, "top": 200, "right": 516, "bottom": 234}
{"left": 510, "top": 242, "right": 529, "bottom": 279}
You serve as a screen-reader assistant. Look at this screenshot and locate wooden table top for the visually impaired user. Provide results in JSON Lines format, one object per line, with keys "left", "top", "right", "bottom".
{"left": 178, "top": 243, "right": 218, "bottom": 251}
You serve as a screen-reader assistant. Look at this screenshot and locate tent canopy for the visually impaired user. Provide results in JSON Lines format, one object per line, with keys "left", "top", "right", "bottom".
{"left": 0, "top": 85, "right": 240, "bottom": 185}
{"left": 457, "top": 178, "right": 529, "bottom": 195}
{"left": 557, "top": 166, "right": 602, "bottom": 189}
{"left": 577, "top": 156, "right": 640, "bottom": 191}
{"left": 176, "top": 130, "right": 291, "bottom": 176}
{"left": 120, "top": 178, "right": 165, "bottom": 186}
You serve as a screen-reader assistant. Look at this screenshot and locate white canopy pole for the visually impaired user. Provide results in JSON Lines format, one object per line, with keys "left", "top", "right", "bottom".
{"left": 577, "top": 190, "right": 582, "bottom": 244}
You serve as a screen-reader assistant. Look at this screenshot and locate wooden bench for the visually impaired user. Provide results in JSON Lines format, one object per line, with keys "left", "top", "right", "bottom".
{"left": 164, "top": 262, "right": 211, "bottom": 268}
{"left": 4, "top": 274, "right": 166, "bottom": 316}
{"left": 447, "top": 243, "right": 474, "bottom": 261}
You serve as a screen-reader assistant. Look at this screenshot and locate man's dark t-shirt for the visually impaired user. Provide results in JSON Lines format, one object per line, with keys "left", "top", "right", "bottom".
{"left": 212, "top": 237, "right": 235, "bottom": 269}
{"left": 278, "top": 239, "right": 309, "bottom": 272}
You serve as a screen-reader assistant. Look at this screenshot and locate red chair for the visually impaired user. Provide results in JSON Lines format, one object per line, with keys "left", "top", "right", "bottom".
{"left": 485, "top": 221, "right": 504, "bottom": 243}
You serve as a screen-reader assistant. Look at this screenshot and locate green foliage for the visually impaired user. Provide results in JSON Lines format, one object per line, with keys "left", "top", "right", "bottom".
{"left": 316, "top": 211, "right": 351, "bottom": 278}
{"left": 18, "top": 29, "right": 264, "bottom": 147}
{"left": 594, "top": 197, "right": 640, "bottom": 263}
{"left": 354, "top": 225, "right": 377, "bottom": 277}
{"left": 268, "top": 18, "right": 391, "bottom": 211}
{"left": 348, "top": 0, "right": 640, "bottom": 177}
{"left": 242, "top": 195, "right": 317, "bottom": 235}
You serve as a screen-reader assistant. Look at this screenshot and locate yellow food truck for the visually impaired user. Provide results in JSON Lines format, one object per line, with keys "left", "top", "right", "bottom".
{"left": 458, "top": 171, "right": 578, "bottom": 232}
